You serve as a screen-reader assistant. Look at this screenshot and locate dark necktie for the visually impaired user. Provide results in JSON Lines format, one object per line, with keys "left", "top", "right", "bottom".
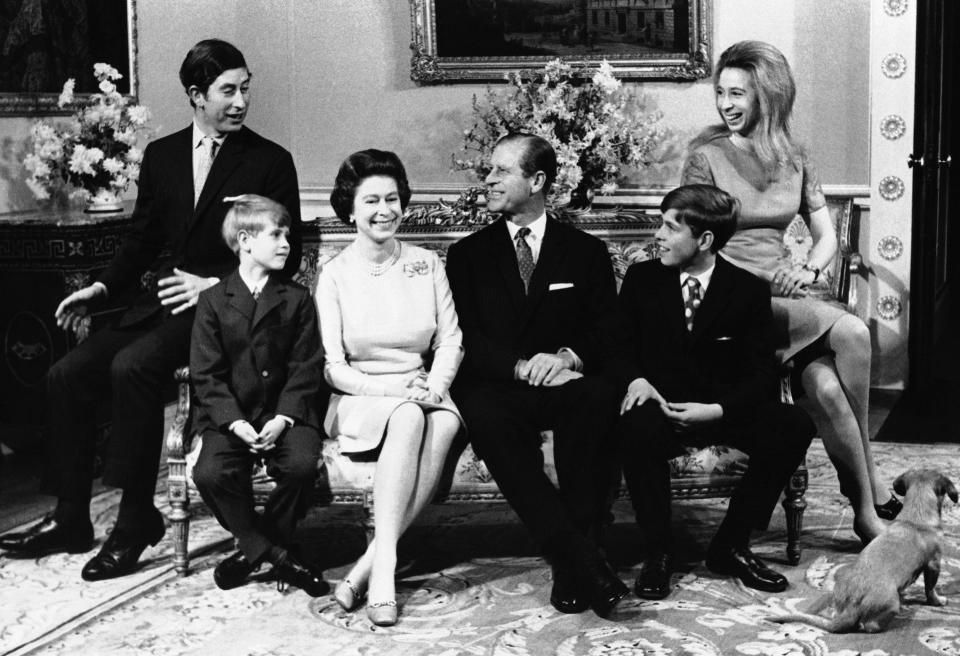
{"left": 683, "top": 276, "right": 702, "bottom": 331}
{"left": 515, "top": 227, "right": 534, "bottom": 292}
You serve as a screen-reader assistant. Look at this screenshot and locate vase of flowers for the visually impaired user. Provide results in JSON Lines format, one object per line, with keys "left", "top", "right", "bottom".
{"left": 453, "top": 59, "right": 667, "bottom": 210}
{"left": 23, "top": 63, "right": 153, "bottom": 213}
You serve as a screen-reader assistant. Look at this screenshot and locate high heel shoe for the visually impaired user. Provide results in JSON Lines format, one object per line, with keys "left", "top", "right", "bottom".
{"left": 334, "top": 578, "right": 366, "bottom": 612}
{"left": 366, "top": 599, "right": 398, "bottom": 627}
{"left": 875, "top": 494, "right": 903, "bottom": 521}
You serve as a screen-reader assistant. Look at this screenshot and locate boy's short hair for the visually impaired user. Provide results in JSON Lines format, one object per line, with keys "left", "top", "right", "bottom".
{"left": 660, "top": 184, "right": 740, "bottom": 252}
{"left": 221, "top": 194, "right": 291, "bottom": 254}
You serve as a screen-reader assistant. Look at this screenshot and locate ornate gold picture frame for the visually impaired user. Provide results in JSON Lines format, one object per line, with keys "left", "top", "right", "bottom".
{"left": 0, "top": 0, "right": 138, "bottom": 116}
{"left": 410, "top": 0, "right": 711, "bottom": 83}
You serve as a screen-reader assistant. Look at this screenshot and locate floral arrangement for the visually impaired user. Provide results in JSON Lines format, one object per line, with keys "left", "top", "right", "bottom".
{"left": 23, "top": 63, "right": 152, "bottom": 208}
{"left": 453, "top": 59, "right": 667, "bottom": 207}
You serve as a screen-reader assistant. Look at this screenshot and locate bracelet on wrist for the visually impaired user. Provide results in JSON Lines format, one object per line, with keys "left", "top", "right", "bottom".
{"left": 802, "top": 263, "right": 821, "bottom": 283}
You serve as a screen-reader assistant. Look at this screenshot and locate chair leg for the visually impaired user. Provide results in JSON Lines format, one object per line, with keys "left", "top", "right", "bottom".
{"left": 167, "top": 454, "right": 191, "bottom": 576}
{"left": 781, "top": 466, "right": 808, "bottom": 566}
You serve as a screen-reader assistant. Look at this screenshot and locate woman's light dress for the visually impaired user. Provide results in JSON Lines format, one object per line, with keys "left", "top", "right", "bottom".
{"left": 316, "top": 243, "right": 463, "bottom": 453}
{"left": 682, "top": 136, "right": 847, "bottom": 363}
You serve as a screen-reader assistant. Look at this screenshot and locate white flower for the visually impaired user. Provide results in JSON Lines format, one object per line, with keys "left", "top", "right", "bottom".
{"left": 102, "top": 157, "right": 125, "bottom": 174}
{"left": 124, "top": 163, "right": 140, "bottom": 180}
{"left": 98, "top": 79, "right": 117, "bottom": 95}
{"left": 25, "top": 177, "right": 51, "bottom": 200}
{"left": 600, "top": 182, "right": 618, "bottom": 195}
{"left": 111, "top": 174, "right": 129, "bottom": 189}
{"left": 126, "top": 105, "right": 150, "bottom": 126}
{"left": 57, "top": 79, "right": 76, "bottom": 108}
{"left": 125, "top": 146, "right": 143, "bottom": 163}
{"left": 93, "top": 63, "right": 122, "bottom": 81}
{"left": 68, "top": 145, "right": 105, "bottom": 175}
{"left": 23, "top": 153, "right": 51, "bottom": 177}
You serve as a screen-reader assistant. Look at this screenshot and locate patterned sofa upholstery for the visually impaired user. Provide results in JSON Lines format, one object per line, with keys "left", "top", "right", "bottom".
{"left": 166, "top": 197, "right": 861, "bottom": 576}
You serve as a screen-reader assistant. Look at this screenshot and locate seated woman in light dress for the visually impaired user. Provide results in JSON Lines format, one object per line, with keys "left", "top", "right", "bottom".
{"left": 681, "top": 41, "right": 900, "bottom": 543}
{"left": 316, "top": 149, "right": 464, "bottom": 626}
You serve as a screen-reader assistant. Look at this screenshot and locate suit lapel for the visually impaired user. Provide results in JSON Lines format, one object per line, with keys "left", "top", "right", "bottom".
{"left": 690, "top": 256, "right": 735, "bottom": 340}
{"left": 522, "top": 218, "right": 568, "bottom": 325}
{"left": 171, "top": 127, "right": 194, "bottom": 221}
{"left": 252, "top": 276, "right": 284, "bottom": 330}
{"left": 656, "top": 265, "right": 689, "bottom": 344}
{"left": 492, "top": 219, "right": 526, "bottom": 317}
{"left": 225, "top": 271, "right": 256, "bottom": 320}
{"left": 192, "top": 128, "right": 247, "bottom": 228}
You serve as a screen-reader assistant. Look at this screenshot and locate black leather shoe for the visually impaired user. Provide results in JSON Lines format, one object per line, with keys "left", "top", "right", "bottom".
{"left": 705, "top": 545, "right": 788, "bottom": 592}
{"left": 0, "top": 514, "right": 93, "bottom": 556}
{"left": 549, "top": 561, "right": 589, "bottom": 614}
{"left": 81, "top": 516, "right": 165, "bottom": 581}
{"left": 634, "top": 553, "right": 672, "bottom": 600}
{"left": 875, "top": 495, "right": 903, "bottom": 521}
{"left": 273, "top": 552, "right": 330, "bottom": 597}
{"left": 581, "top": 555, "right": 629, "bottom": 618}
{"left": 213, "top": 550, "right": 260, "bottom": 590}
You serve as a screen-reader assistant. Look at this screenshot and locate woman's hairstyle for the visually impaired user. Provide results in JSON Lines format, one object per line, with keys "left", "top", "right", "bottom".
{"left": 179, "top": 39, "right": 248, "bottom": 108}
{"left": 330, "top": 149, "right": 412, "bottom": 224}
{"left": 661, "top": 184, "right": 740, "bottom": 253}
{"left": 221, "top": 194, "right": 291, "bottom": 254}
{"left": 494, "top": 133, "right": 558, "bottom": 197}
{"left": 691, "top": 40, "right": 799, "bottom": 173}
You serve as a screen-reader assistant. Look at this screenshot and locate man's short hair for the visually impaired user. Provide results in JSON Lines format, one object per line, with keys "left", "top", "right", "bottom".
{"left": 495, "top": 133, "right": 557, "bottom": 197}
{"left": 221, "top": 194, "right": 291, "bottom": 254}
{"left": 330, "top": 149, "right": 412, "bottom": 224}
{"left": 660, "top": 184, "right": 740, "bottom": 252}
{"left": 179, "top": 39, "right": 248, "bottom": 107}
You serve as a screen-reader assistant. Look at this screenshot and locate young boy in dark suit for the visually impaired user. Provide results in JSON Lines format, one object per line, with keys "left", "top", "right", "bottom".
{"left": 610, "top": 184, "right": 815, "bottom": 600}
{"left": 190, "top": 195, "right": 328, "bottom": 596}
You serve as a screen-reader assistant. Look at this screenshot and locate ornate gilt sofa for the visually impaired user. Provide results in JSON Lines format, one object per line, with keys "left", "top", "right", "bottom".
{"left": 165, "top": 196, "right": 861, "bottom": 576}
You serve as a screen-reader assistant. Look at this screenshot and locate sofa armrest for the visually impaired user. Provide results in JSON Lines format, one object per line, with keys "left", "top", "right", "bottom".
{"left": 165, "top": 366, "right": 193, "bottom": 459}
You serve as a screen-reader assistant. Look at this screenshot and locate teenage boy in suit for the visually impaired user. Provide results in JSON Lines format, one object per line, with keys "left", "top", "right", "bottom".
{"left": 611, "top": 184, "right": 815, "bottom": 599}
{"left": 446, "top": 133, "right": 627, "bottom": 618}
{"left": 0, "top": 39, "right": 302, "bottom": 582}
{"left": 190, "top": 195, "right": 326, "bottom": 596}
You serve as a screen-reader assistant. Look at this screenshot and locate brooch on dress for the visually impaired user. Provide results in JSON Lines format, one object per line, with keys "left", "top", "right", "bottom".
{"left": 403, "top": 261, "right": 430, "bottom": 277}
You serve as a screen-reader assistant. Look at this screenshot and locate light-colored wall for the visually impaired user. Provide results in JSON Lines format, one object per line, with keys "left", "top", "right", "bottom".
{"left": 1, "top": 1, "right": 899, "bottom": 383}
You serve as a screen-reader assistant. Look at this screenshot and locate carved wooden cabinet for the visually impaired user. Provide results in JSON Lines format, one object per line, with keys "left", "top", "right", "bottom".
{"left": 0, "top": 205, "right": 131, "bottom": 450}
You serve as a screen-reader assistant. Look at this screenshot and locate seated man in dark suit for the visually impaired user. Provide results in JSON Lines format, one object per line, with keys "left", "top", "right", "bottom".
{"left": 0, "top": 39, "right": 302, "bottom": 582}
{"left": 610, "top": 184, "right": 815, "bottom": 599}
{"left": 446, "top": 133, "right": 627, "bottom": 617}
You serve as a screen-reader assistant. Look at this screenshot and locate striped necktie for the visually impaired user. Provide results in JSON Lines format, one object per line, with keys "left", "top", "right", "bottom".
{"left": 194, "top": 136, "right": 219, "bottom": 206}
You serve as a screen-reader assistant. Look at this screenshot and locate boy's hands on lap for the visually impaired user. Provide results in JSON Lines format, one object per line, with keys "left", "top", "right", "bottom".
{"left": 255, "top": 417, "right": 287, "bottom": 451}
{"left": 232, "top": 420, "right": 262, "bottom": 454}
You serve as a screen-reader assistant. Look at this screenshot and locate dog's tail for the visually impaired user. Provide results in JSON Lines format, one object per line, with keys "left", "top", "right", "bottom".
{"left": 765, "top": 613, "right": 853, "bottom": 634}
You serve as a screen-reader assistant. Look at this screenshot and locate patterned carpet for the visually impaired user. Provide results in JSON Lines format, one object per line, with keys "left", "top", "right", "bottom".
{"left": 2, "top": 440, "right": 959, "bottom": 656}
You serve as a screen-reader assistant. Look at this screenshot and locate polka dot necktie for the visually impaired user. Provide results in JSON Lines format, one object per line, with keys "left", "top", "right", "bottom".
{"left": 683, "top": 276, "right": 702, "bottom": 331}
{"left": 515, "top": 227, "right": 535, "bottom": 292}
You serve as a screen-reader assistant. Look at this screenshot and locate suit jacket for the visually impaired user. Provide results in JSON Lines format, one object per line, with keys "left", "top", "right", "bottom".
{"left": 190, "top": 270, "right": 323, "bottom": 433}
{"left": 446, "top": 216, "right": 617, "bottom": 381}
{"left": 608, "top": 256, "right": 779, "bottom": 423}
{"left": 98, "top": 125, "right": 302, "bottom": 327}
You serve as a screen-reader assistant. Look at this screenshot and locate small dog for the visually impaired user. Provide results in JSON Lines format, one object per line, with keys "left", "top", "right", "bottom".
{"left": 767, "top": 468, "right": 957, "bottom": 633}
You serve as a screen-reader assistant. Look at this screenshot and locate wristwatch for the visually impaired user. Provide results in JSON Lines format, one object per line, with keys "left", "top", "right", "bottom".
{"left": 802, "top": 263, "right": 821, "bottom": 283}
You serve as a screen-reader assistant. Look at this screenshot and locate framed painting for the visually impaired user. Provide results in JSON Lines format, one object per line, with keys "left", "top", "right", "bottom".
{"left": 0, "top": 0, "right": 138, "bottom": 116}
{"left": 410, "top": 0, "right": 711, "bottom": 83}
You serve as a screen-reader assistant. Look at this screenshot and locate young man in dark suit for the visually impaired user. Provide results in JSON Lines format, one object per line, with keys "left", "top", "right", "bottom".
{"left": 446, "top": 133, "right": 627, "bottom": 618}
{"left": 611, "top": 184, "right": 815, "bottom": 599}
{"left": 190, "top": 195, "right": 326, "bottom": 596}
{"left": 0, "top": 40, "right": 302, "bottom": 582}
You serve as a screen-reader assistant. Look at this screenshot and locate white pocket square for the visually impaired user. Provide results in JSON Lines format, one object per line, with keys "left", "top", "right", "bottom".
{"left": 715, "top": 336, "right": 734, "bottom": 341}
{"left": 549, "top": 282, "right": 574, "bottom": 291}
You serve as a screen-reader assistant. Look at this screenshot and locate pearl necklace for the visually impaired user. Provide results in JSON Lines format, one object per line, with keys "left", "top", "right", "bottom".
{"left": 365, "top": 240, "right": 401, "bottom": 276}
